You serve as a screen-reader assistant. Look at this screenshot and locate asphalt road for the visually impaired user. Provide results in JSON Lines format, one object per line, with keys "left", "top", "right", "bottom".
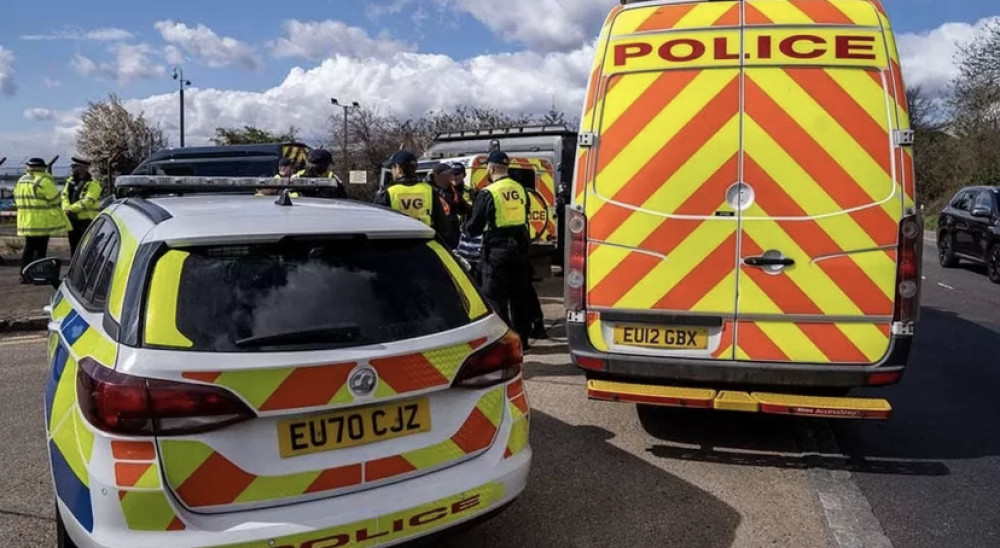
{"left": 1, "top": 241, "right": 998, "bottom": 547}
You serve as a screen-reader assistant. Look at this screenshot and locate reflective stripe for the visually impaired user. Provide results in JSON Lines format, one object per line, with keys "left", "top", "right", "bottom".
{"left": 107, "top": 213, "right": 139, "bottom": 322}
{"left": 118, "top": 491, "right": 185, "bottom": 531}
{"left": 387, "top": 182, "right": 434, "bottom": 226}
{"left": 14, "top": 172, "right": 69, "bottom": 237}
{"left": 62, "top": 179, "right": 103, "bottom": 220}
{"left": 484, "top": 178, "right": 527, "bottom": 228}
{"left": 427, "top": 241, "right": 488, "bottom": 320}
{"left": 144, "top": 250, "right": 194, "bottom": 348}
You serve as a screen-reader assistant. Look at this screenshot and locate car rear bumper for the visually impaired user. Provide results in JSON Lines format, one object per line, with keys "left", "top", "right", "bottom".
{"left": 567, "top": 320, "right": 910, "bottom": 389}
{"left": 63, "top": 418, "right": 531, "bottom": 548}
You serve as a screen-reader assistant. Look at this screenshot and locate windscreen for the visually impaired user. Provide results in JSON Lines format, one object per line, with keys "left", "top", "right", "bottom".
{"left": 144, "top": 238, "right": 485, "bottom": 352}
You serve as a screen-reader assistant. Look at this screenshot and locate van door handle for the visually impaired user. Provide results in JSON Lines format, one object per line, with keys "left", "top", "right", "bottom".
{"left": 744, "top": 256, "right": 795, "bottom": 267}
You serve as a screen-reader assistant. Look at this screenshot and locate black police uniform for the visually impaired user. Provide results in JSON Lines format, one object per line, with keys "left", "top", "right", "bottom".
{"left": 429, "top": 166, "right": 472, "bottom": 249}
{"left": 296, "top": 149, "right": 347, "bottom": 199}
{"left": 462, "top": 152, "right": 538, "bottom": 348}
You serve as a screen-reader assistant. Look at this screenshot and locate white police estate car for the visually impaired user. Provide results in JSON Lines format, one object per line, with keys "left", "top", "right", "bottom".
{"left": 25, "top": 176, "right": 531, "bottom": 548}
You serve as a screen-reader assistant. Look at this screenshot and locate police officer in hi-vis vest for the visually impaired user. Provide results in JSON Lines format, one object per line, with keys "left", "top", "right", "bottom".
{"left": 462, "top": 150, "right": 537, "bottom": 349}
{"left": 374, "top": 150, "right": 448, "bottom": 234}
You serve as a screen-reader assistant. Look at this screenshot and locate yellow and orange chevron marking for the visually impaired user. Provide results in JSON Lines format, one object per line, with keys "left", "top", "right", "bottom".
{"left": 182, "top": 338, "right": 487, "bottom": 412}
{"left": 504, "top": 378, "right": 529, "bottom": 459}
{"left": 735, "top": 321, "right": 890, "bottom": 363}
{"left": 111, "top": 440, "right": 186, "bottom": 531}
{"left": 161, "top": 388, "right": 504, "bottom": 508}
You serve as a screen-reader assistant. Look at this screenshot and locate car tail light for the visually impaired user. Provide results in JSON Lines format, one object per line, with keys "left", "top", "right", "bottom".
{"left": 565, "top": 208, "right": 587, "bottom": 311}
{"left": 893, "top": 214, "right": 923, "bottom": 326}
{"left": 453, "top": 332, "right": 523, "bottom": 388}
{"left": 77, "top": 358, "right": 255, "bottom": 436}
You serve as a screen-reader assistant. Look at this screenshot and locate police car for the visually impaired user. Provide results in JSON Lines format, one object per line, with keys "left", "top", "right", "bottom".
{"left": 24, "top": 176, "right": 531, "bottom": 548}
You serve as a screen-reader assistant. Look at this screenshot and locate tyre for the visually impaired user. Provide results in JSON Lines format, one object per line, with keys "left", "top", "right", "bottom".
{"left": 55, "top": 507, "right": 79, "bottom": 548}
{"left": 988, "top": 244, "right": 1000, "bottom": 284}
{"left": 938, "top": 232, "right": 959, "bottom": 268}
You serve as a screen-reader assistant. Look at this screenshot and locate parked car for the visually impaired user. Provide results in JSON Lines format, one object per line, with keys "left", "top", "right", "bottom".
{"left": 937, "top": 186, "right": 1000, "bottom": 283}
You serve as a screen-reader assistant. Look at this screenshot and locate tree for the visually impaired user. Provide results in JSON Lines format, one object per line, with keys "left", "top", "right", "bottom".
{"left": 76, "top": 93, "right": 168, "bottom": 184}
{"left": 948, "top": 19, "right": 1000, "bottom": 186}
{"left": 211, "top": 125, "right": 300, "bottom": 145}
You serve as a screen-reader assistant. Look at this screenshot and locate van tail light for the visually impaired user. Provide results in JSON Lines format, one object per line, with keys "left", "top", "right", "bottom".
{"left": 565, "top": 208, "right": 587, "bottom": 311}
{"left": 77, "top": 358, "right": 255, "bottom": 436}
{"left": 453, "top": 332, "right": 523, "bottom": 388}
{"left": 893, "top": 214, "right": 923, "bottom": 326}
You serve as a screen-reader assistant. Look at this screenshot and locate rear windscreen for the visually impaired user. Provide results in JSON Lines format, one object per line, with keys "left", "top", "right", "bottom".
{"left": 143, "top": 238, "right": 487, "bottom": 352}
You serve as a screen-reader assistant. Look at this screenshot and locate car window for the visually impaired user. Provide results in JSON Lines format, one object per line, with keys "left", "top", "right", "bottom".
{"left": 953, "top": 191, "right": 973, "bottom": 212}
{"left": 67, "top": 219, "right": 119, "bottom": 310}
{"left": 974, "top": 191, "right": 994, "bottom": 212}
{"left": 143, "top": 238, "right": 487, "bottom": 352}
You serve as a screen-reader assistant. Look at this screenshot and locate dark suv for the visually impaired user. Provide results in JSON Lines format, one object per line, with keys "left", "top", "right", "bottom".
{"left": 937, "top": 186, "right": 1000, "bottom": 283}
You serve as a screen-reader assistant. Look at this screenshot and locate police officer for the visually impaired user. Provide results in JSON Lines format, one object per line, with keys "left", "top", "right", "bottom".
{"left": 430, "top": 163, "right": 471, "bottom": 249}
{"left": 450, "top": 162, "right": 473, "bottom": 206}
{"left": 61, "top": 157, "right": 103, "bottom": 256}
{"left": 275, "top": 158, "right": 294, "bottom": 179}
{"left": 293, "top": 149, "right": 347, "bottom": 199}
{"left": 374, "top": 150, "right": 448, "bottom": 234}
{"left": 14, "top": 158, "right": 69, "bottom": 282}
{"left": 462, "top": 151, "right": 537, "bottom": 348}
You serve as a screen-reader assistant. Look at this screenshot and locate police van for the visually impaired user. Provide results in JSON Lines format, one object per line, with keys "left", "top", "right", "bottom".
{"left": 566, "top": 0, "right": 921, "bottom": 419}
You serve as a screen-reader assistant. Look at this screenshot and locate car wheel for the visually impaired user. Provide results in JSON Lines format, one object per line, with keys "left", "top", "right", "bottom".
{"left": 938, "top": 232, "right": 959, "bottom": 268}
{"left": 988, "top": 244, "right": 1000, "bottom": 284}
{"left": 55, "top": 507, "right": 79, "bottom": 548}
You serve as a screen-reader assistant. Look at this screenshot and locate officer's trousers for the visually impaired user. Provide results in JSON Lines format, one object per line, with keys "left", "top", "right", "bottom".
{"left": 68, "top": 218, "right": 92, "bottom": 257}
{"left": 20, "top": 236, "right": 49, "bottom": 281}
{"left": 480, "top": 244, "right": 535, "bottom": 347}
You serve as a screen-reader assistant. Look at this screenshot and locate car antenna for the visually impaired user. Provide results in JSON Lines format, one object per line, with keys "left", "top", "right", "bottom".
{"left": 275, "top": 188, "right": 294, "bottom": 206}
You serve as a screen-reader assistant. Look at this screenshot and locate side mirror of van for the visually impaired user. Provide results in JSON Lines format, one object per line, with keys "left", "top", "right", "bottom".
{"left": 22, "top": 258, "right": 62, "bottom": 288}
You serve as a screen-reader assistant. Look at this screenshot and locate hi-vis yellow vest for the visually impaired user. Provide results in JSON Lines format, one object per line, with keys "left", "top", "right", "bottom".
{"left": 484, "top": 177, "right": 527, "bottom": 229}
{"left": 14, "top": 171, "right": 70, "bottom": 237}
{"left": 387, "top": 182, "right": 434, "bottom": 226}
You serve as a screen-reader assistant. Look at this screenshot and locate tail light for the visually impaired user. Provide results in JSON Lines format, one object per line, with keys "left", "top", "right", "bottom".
{"left": 77, "top": 358, "right": 255, "bottom": 436}
{"left": 893, "top": 214, "right": 923, "bottom": 326}
{"left": 453, "top": 331, "right": 523, "bottom": 388}
{"left": 565, "top": 208, "right": 587, "bottom": 311}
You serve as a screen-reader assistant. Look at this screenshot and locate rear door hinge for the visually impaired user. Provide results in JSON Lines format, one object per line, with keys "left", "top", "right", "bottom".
{"left": 578, "top": 132, "right": 597, "bottom": 148}
{"left": 894, "top": 129, "right": 915, "bottom": 147}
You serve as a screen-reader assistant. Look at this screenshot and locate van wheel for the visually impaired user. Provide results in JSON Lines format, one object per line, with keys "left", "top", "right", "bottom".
{"left": 988, "top": 244, "right": 1000, "bottom": 284}
{"left": 56, "top": 507, "right": 79, "bottom": 548}
{"left": 938, "top": 233, "right": 959, "bottom": 268}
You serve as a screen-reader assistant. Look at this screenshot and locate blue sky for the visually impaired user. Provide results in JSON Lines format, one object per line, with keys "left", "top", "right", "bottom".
{"left": 0, "top": 0, "right": 997, "bottom": 162}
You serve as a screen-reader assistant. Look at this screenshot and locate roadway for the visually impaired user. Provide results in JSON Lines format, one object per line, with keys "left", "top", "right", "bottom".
{"left": 1, "top": 240, "right": 997, "bottom": 547}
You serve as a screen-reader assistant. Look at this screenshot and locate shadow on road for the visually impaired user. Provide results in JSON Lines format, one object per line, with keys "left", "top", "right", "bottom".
{"left": 831, "top": 306, "right": 1000, "bottom": 462}
{"left": 439, "top": 411, "right": 741, "bottom": 548}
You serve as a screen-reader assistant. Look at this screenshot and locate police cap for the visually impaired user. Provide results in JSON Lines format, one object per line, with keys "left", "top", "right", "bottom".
{"left": 307, "top": 148, "right": 334, "bottom": 165}
{"left": 449, "top": 162, "right": 466, "bottom": 174}
{"left": 278, "top": 158, "right": 293, "bottom": 168}
{"left": 486, "top": 150, "right": 509, "bottom": 166}
{"left": 431, "top": 162, "right": 452, "bottom": 175}
{"left": 387, "top": 150, "right": 417, "bottom": 166}
{"left": 25, "top": 157, "right": 47, "bottom": 168}
{"left": 70, "top": 156, "right": 91, "bottom": 167}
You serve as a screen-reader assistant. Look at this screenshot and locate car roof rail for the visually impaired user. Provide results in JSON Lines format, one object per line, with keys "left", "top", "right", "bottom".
{"left": 113, "top": 175, "right": 344, "bottom": 199}
{"left": 121, "top": 197, "right": 174, "bottom": 224}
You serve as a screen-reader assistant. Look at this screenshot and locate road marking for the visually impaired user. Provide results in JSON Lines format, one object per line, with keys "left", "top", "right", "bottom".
{"left": 795, "top": 421, "right": 893, "bottom": 548}
{"left": 936, "top": 282, "right": 956, "bottom": 291}
{"left": 0, "top": 334, "right": 47, "bottom": 347}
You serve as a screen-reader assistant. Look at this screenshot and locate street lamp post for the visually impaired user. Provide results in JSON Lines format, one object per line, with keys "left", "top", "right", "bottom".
{"left": 173, "top": 67, "right": 192, "bottom": 147}
{"left": 331, "top": 98, "right": 360, "bottom": 179}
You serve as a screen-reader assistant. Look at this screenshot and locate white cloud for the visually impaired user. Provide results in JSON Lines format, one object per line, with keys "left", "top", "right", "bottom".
{"left": 71, "top": 44, "right": 166, "bottom": 84}
{"left": 269, "top": 20, "right": 414, "bottom": 61}
{"left": 21, "top": 27, "right": 134, "bottom": 41}
{"left": 0, "top": 47, "right": 15, "bottom": 97}
{"left": 155, "top": 21, "right": 259, "bottom": 70}
{"left": 23, "top": 107, "right": 80, "bottom": 124}
{"left": 443, "top": 0, "right": 609, "bottom": 52}
{"left": 366, "top": 0, "right": 415, "bottom": 20}
{"left": 42, "top": 77, "right": 61, "bottom": 89}
{"left": 897, "top": 17, "right": 1000, "bottom": 95}
{"left": 164, "top": 45, "right": 185, "bottom": 65}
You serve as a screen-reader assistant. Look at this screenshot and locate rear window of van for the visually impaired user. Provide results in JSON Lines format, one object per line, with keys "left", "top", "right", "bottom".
{"left": 142, "top": 238, "right": 487, "bottom": 352}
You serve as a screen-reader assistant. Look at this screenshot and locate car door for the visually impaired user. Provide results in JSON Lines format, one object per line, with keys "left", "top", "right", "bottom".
{"left": 951, "top": 191, "right": 976, "bottom": 256}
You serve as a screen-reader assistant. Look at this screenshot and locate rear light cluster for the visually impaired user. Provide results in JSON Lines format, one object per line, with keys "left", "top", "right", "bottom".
{"left": 565, "top": 208, "right": 587, "bottom": 311}
{"left": 452, "top": 331, "right": 523, "bottom": 388}
{"left": 77, "top": 358, "right": 255, "bottom": 436}
{"left": 893, "top": 214, "right": 923, "bottom": 327}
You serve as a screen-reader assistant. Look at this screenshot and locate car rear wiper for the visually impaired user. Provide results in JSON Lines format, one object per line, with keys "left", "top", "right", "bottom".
{"left": 235, "top": 324, "right": 364, "bottom": 348}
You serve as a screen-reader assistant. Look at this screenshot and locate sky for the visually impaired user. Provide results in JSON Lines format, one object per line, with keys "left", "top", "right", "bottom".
{"left": 0, "top": 0, "right": 997, "bottom": 164}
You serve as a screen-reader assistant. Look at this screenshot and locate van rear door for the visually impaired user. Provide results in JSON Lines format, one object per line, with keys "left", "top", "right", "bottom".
{"left": 583, "top": 1, "right": 744, "bottom": 360}
{"left": 735, "top": 0, "right": 903, "bottom": 365}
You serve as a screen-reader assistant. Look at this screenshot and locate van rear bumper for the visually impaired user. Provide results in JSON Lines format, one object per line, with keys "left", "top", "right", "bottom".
{"left": 566, "top": 321, "right": 910, "bottom": 389}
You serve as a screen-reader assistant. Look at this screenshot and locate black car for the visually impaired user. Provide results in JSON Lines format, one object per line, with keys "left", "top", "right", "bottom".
{"left": 937, "top": 186, "right": 1000, "bottom": 283}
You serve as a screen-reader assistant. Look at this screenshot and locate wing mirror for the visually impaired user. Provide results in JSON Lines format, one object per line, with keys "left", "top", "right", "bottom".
{"left": 971, "top": 207, "right": 991, "bottom": 218}
{"left": 22, "top": 257, "right": 62, "bottom": 288}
